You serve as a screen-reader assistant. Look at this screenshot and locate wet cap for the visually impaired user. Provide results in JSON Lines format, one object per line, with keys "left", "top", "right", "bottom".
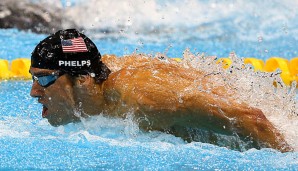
{"left": 31, "top": 29, "right": 110, "bottom": 80}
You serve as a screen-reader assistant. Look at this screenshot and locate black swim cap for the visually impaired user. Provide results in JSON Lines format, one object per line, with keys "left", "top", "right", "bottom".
{"left": 31, "top": 29, "right": 110, "bottom": 81}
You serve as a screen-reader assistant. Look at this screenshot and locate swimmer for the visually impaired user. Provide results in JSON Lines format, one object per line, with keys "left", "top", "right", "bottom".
{"left": 29, "top": 29, "right": 292, "bottom": 152}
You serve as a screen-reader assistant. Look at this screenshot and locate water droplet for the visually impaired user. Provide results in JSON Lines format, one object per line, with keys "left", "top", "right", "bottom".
{"left": 66, "top": 1, "right": 72, "bottom": 7}
{"left": 47, "top": 52, "right": 53, "bottom": 58}
{"left": 57, "top": 117, "right": 62, "bottom": 122}
{"left": 178, "top": 96, "right": 183, "bottom": 103}
{"left": 258, "top": 36, "right": 263, "bottom": 42}
{"left": 229, "top": 52, "right": 236, "bottom": 57}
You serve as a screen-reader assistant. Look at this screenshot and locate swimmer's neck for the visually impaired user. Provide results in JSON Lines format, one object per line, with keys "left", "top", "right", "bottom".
{"left": 73, "top": 78, "right": 108, "bottom": 116}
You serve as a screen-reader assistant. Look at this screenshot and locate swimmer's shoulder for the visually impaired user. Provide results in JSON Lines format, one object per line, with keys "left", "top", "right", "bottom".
{"left": 103, "top": 67, "right": 149, "bottom": 96}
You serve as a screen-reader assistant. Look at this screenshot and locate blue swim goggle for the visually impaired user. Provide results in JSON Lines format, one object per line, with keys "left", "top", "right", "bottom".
{"left": 32, "top": 72, "right": 64, "bottom": 87}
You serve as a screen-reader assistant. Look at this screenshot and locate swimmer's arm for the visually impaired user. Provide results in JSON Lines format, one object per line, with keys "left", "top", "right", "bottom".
{"left": 190, "top": 102, "right": 293, "bottom": 152}
{"left": 134, "top": 97, "right": 292, "bottom": 152}
{"left": 103, "top": 67, "right": 292, "bottom": 152}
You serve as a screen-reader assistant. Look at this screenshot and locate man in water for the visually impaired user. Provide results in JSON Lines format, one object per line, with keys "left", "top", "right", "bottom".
{"left": 30, "top": 29, "right": 292, "bottom": 152}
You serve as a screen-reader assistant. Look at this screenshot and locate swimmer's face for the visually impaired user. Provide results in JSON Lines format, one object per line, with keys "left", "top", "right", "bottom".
{"left": 29, "top": 67, "right": 80, "bottom": 126}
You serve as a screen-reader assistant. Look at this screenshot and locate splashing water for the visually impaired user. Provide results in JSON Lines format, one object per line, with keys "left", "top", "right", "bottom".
{"left": 100, "top": 51, "right": 298, "bottom": 150}
{"left": 1, "top": 54, "right": 298, "bottom": 169}
{"left": 1, "top": 0, "right": 298, "bottom": 169}
{"left": 177, "top": 50, "right": 298, "bottom": 150}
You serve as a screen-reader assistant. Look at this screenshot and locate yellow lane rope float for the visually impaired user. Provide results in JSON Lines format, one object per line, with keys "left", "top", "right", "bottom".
{"left": 289, "top": 58, "right": 298, "bottom": 84}
{"left": 263, "top": 57, "right": 294, "bottom": 86}
{"left": 216, "top": 57, "right": 298, "bottom": 86}
{"left": 0, "top": 59, "right": 11, "bottom": 79}
{"left": 244, "top": 58, "right": 264, "bottom": 71}
{"left": 0, "top": 58, "right": 31, "bottom": 79}
{"left": 216, "top": 58, "right": 232, "bottom": 69}
{"left": 1, "top": 57, "right": 298, "bottom": 87}
{"left": 11, "top": 58, "right": 31, "bottom": 78}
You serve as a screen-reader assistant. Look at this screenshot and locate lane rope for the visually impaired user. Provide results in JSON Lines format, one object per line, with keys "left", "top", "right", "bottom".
{"left": 1, "top": 57, "right": 298, "bottom": 87}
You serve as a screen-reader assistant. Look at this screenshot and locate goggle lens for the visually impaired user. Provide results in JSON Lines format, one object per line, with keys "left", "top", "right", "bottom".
{"left": 32, "top": 73, "right": 62, "bottom": 87}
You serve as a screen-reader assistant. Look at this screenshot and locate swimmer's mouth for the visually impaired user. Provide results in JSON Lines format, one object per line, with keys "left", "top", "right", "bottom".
{"left": 42, "top": 105, "right": 49, "bottom": 118}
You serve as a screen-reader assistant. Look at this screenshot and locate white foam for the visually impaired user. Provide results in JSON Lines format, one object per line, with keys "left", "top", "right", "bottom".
{"left": 48, "top": 114, "right": 185, "bottom": 149}
{"left": 0, "top": 117, "right": 31, "bottom": 138}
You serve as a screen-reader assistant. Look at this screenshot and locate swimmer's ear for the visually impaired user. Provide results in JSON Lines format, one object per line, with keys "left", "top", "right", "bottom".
{"left": 75, "top": 75, "right": 94, "bottom": 87}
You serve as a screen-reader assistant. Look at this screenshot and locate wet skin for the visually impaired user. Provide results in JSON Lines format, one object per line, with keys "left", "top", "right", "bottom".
{"left": 30, "top": 67, "right": 106, "bottom": 126}
{"left": 29, "top": 56, "right": 293, "bottom": 152}
{"left": 30, "top": 67, "right": 79, "bottom": 126}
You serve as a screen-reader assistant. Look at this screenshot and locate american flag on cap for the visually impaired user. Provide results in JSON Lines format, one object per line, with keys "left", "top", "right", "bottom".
{"left": 61, "top": 37, "right": 88, "bottom": 53}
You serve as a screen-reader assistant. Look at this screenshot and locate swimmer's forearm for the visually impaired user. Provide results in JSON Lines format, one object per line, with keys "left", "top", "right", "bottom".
{"left": 220, "top": 105, "right": 292, "bottom": 152}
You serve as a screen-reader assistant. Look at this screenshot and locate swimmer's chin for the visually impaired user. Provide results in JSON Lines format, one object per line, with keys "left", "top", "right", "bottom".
{"left": 47, "top": 118, "right": 81, "bottom": 127}
{"left": 46, "top": 115, "right": 81, "bottom": 127}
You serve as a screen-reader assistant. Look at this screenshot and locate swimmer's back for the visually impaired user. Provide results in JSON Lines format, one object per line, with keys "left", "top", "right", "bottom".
{"left": 102, "top": 55, "right": 292, "bottom": 152}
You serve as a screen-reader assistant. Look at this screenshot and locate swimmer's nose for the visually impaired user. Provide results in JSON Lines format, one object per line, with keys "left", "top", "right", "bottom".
{"left": 30, "top": 80, "right": 44, "bottom": 98}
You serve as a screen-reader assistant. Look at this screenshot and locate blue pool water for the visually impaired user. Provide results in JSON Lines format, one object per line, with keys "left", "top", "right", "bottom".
{"left": 1, "top": 0, "right": 298, "bottom": 170}
{"left": 1, "top": 80, "right": 297, "bottom": 170}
